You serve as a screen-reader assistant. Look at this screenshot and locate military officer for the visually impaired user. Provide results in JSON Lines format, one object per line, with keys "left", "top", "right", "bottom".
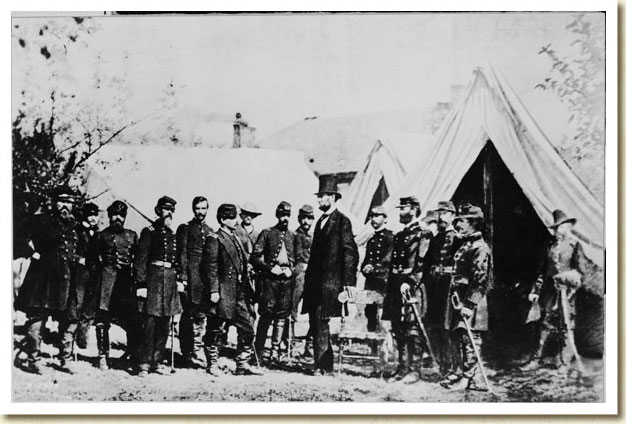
{"left": 134, "top": 196, "right": 183, "bottom": 376}
{"left": 251, "top": 201, "right": 296, "bottom": 365}
{"left": 521, "top": 209, "right": 587, "bottom": 372}
{"left": 234, "top": 202, "right": 262, "bottom": 258}
{"left": 440, "top": 204, "right": 492, "bottom": 391}
{"left": 382, "top": 196, "right": 432, "bottom": 384}
{"left": 361, "top": 206, "right": 393, "bottom": 332}
{"left": 201, "top": 204, "right": 263, "bottom": 376}
{"left": 94, "top": 200, "right": 140, "bottom": 371}
{"left": 176, "top": 196, "right": 214, "bottom": 368}
{"left": 15, "top": 185, "right": 80, "bottom": 374}
{"left": 74, "top": 203, "right": 101, "bottom": 352}
{"left": 423, "top": 201, "right": 461, "bottom": 375}
{"left": 283, "top": 204, "right": 315, "bottom": 354}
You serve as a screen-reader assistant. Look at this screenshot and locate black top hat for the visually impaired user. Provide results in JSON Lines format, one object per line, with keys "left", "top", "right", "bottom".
{"left": 550, "top": 209, "right": 577, "bottom": 228}
{"left": 315, "top": 175, "right": 342, "bottom": 200}
{"left": 435, "top": 201, "right": 456, "bottom": 213}
{"left": 107, "top": 200, "right": 128, "bottom": 217}
{"left": 298, "top": 204, "right": 315, "bottom": 217}
{"left": 276, "top": 201, "right": 292, "bottom": 216}
{"left": 156, "top": 196, "right": 177, "bottom": 211}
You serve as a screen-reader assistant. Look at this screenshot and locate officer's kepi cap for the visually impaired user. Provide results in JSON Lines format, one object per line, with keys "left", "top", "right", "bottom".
{"left": 435, "top": 200, "right": 456, "bottom": 213}
{"left": 276, "top": 201, "right": 292, "bottom": 217}
{"left": 51, "top": 185, "right": 77, "bottom": 202}
{"left": 395, "top": 196, "right": 420, "bottom": 208}
{"left": 156, "top": 195, "right": 177, "bottom": 211}
{"left": 369, "top": 206, "right": 387, "bottom": 217}
{"left": 107, "top": 200, "right": 128, "bottom": 217}
{"left": 81, "top": 202, "right": 100, "bottom": 219}
{"left": 217, "top": 203, "right": 238, "bottom": 220}
{"left": 298, "top": 204, "right": 315, "bottom": 218}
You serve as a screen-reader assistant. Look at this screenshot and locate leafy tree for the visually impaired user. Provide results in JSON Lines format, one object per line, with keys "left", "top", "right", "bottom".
{"left": 12, "top": 16, "right": 138, "bottom": 217}
{"left": 535, "top": 13, "right": 605, "bottom": 200}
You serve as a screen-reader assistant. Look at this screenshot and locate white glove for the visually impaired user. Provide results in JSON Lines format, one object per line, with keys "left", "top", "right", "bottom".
{"left": 282, "top": 267, "right": 292, "bottom": 278}
{"left": 136, "top": 288, "right": 147, "bottom": 298}
{"left": 271, "top": 265, "right": 283, "bottom": 276}
{"left": 31, "top": 252, "right": 40, "bottom": 260}
{"left": 210, "top": 292, "right": 220, "bottom": 303}
{"left": 460, "top": 306, "right": 473, "bottom": 320}
{"left": 528, "top": 293, "right": 539, "bottom": 303}
{"left": 362, "top": 264, "right": 374, "bottom": 274}
{"left": 400, "top": 283, "right": 411, "bottom": 295}
{"left": 177, "top": 281, "right": 186, "bottom": 293}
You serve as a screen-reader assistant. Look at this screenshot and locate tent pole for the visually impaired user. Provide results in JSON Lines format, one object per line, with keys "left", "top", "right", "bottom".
{"left": 482, "top": 145, "right": 494, "bottom": 250}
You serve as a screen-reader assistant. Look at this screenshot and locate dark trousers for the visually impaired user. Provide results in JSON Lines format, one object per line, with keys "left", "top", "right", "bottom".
{"left": 139, "top": 315, "right": 171, "bottom": 370}
{"left": 95, "top": 308, "right": 143, "bottom": 362}
{"left": 452, "top": 328, "right": 482, "bottom": 379}
{"left": 22, "top": 313, "right": 78, "bottom": 362}
{"left": 309, "top": 303, "right": 333, "bottom": 372}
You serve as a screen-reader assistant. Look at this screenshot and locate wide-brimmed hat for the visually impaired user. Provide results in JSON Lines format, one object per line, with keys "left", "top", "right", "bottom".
{"left": 315, "top": 175, "right": 342, "bottom": 200}
{"left": 453, "top": 204, "right": 484, "bottom": 221}
{"left": 435, "top": 201, "right": 456, "bottom": 213}
{"left": 240, "top": 202, "right": 262, "bottom": 217}
{"left": 421, "top": 210, "right": 438, "bottom": 224}
{"left": 550, "top": 209, "right": 577, "bottom": 228}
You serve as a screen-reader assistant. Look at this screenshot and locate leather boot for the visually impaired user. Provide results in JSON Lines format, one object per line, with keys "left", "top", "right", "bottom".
{"left": 399, "top": 337, "right": 421, "bottom": 384}
{"left": 205, "top": 345, "right": 222, "bottom": 376}
{"left": 387, "top": 338, "right": 409, "bottom": 382}
{"left": 235, "top": 335, "right": 264, "bottom": 376}
{"left": 269, "top": 318, "right": 286, "bottom": 365}
{"left": 521, "top": 332, "right": 548, "bottom": 372}
{"left": 191, "top": 316, "right": 208, "bottom": 367}
{"left": 254, "top": 315, "right": 272, "bottom": 358}
{"left": 58, "top": 322, "right": 79, "bottom": 373}
{"left": 96, "top": 325, "right": 110, "bottom": 371}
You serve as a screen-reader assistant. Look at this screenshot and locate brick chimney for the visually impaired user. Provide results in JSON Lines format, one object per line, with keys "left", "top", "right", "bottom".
{"left": 233, "top": 112, "right": 243, "bottom": 148}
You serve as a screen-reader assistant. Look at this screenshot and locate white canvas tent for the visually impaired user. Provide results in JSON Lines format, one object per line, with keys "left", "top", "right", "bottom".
{"left": 84, "top": 146, "right": 319, "bottom": 233}
{"left": 386, "top": 65, "right": 603, "bottom": 267}
{"left": 383, "top": 65, "right": 604, "bottom": 354}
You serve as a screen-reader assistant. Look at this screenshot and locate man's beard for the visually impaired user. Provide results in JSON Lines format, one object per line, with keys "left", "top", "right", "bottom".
{"left": 58, "top": 208, "right": 72, "bottom": 221}
{"left": 318, "top": 204, "right": 330, "bottom": 212}
{"left": 300, "top": 223, "right": 311, "bottom": 232}
{"left": 111, "top": 219, "right": 124, "bottom": 230}
{"left": 277, "top": 220, "right": 289, "bottom": 230}
{"left": 194, "top": 214, "right": 206, "bottom": 222}
{"left": 399, "top": 214, "right": 412, "bottom": 224}
{"left": 437, "top": 219, "right": 450, "bottom": 231}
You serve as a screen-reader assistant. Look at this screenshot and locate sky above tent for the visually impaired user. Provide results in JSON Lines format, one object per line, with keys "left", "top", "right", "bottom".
{"left": 12, "top": 12, "right": 604, "bottom": 144}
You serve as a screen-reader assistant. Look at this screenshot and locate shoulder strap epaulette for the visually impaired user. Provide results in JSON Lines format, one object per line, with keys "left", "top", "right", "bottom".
{"left": 147, "top": 225, "right": 155, "bottom": 232}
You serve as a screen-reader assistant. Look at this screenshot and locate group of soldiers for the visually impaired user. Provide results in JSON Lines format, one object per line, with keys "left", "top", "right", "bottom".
{"left": 13, "top": 174, "right": 586, "bottom": 390}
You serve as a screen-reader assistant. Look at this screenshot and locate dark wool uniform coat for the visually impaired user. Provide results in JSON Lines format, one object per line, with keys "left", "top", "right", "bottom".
{"left": 15, "top": 213, "right": 79, "bottom": 314}
{"left": 134, "top": 222, "right": 182, "bottom": 317}
{"left": 302, "top": 209, "right": 359, "bottom": 319}
{"left": 201, "top": 228, "right": 255, "bottom": 321}
{"left": 98, "top": 226, "right": 138, "bottom": 312}
{"left": 450, "top": 232, "right": 492, "bottom": 332}
{"left": 382, "top": 221, "right": 432, "bottom": 322}
{"left": 361, "top": 228, "right": 394, "bottom": 294}
{"left": 176, "top": 219, "right": 214, "bottom": 304}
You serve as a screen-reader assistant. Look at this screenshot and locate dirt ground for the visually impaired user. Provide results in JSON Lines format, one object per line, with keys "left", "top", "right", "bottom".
{"left": 12, "top": 322, "right": 603, "bottom": 403}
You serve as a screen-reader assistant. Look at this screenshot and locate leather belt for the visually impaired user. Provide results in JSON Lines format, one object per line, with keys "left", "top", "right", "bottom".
{"left": 151, "top": 260, "right": 173, "bottom": 268}
{"left": 431, "top": 265, "right": 454, "bottom": 274}
{"left": 391, "top": 268, "right": 412, "bottom": 275}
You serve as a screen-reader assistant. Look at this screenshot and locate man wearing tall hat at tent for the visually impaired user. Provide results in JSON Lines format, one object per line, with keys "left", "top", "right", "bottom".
{"left": 251, "top": 201, "right": 296, "bottom": 365}
{"left": 94, "top": 200, "right": 140, "bottom": 371}
{"left": 302, "top": 175, "right": 359, "bottom": 376}
{"left": 14, "top": 185, "right": 81, "bottom": 374}
{"left": 521, "top": 209, "right": 587, "bottom": 372}
{"left": 423, "top": 201, "right": 462, "bottom": 376}
{"left": 440, "top": 204, "right": 492, "bottom": 391}
{"left": 361, "top": 206, "right": 394, "bottom": 333}
{"left": 134, "top": 196, "right": 183, "bottom": 376}
{"left": 382, "top": 196, "right": 433, "bottom": 384}
{"left": 201, "top": 204, "right": 263, "bottom": 376}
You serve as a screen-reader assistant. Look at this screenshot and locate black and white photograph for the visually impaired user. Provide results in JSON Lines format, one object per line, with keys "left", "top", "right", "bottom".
{"left": 7, "top": 3, "right": 617, "bottom": 413}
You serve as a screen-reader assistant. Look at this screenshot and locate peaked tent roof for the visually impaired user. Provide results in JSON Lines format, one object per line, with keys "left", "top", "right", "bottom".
{"left": 84, "top": 146, "right": 318, "bottom": 233}
{"left": 385, "top": 65, "right": 603, "bottom": 266}
{"left": 343, "top": 132, "right": 436, "bottom": 228}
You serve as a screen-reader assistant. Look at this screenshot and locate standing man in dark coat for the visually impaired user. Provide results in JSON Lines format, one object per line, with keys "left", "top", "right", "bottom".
{"left": 201, "top": 204, "right": 263, "bottom": 376}
{"left": 73, "top": 203, "right": 101, "bottom": 352}
{"left": 283, "top": 204, "right": 315, "bottom": 354}
{"left": 440, "top": 204, "right": 492, "bottom": 391}
{"left": 382, "top": 196, "right": 433, "bottom": 384}
{"left": 176, "top": 196, "right": 214, "bottom": 368}
{"left": 95, "top": 200, "right": 140, "bottom": 371}
{"left": 423, "top": 201, "right": 461, "bottom": 375}
{"left": 521, "top": 209, "right": 586, "bottom": 372}
{"left": 302, "top": 175, "right": 359, "bottom": 376}
{"left": 15, "top": 186, "right": 80, "bottom": 374}
{"left": 251, "top": 201, "right": 296, "bottom": 365}
{"left": 134, "top": 196, "right": 183, "bottom": 376}
{"left": 361, "top": 206, "right": 394, "bottom": 332}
